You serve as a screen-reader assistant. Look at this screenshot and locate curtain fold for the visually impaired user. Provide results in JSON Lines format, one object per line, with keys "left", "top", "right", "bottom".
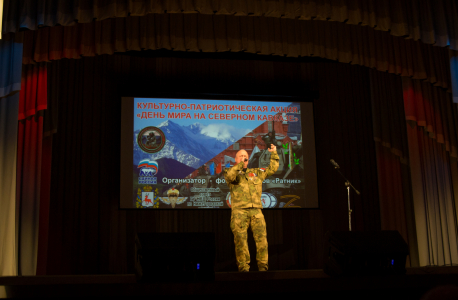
{"left": 36, "top": 134, "right": 52, "bottom": 275}
{"left": 0, "top": 32, "right": 22, "bottom": 98}
{"left": 21, "top": 15, "right": 452, "bottom": 90}
{"left": 18, "top": 63, "right": 47, "bottom": 120}
{"left": 402, "top": 77, "right": 458, "bottom": 159}
{"left": 3, "top": 0, "right": 458, "bottom": 50}
{"left": 0, "top": 93, "right": 20, "bottom": 276}
{"left": 37, "top": 62, "right": 59, "bottom": 275}
{"left": 374, "top": 144, "right": 419, "bottom": 267}
{"left": 0, "top": 33, "right": 23, "bottom": 277}
{"left": 406, "top": 123, "right": 458, "bottom": 266}
{"left": 16, "top": 62, "right": 47, "bottom": 275}
{"left": 373, "top": 69, "right": 458, "bottom": 267}
{"left": 371, "top": 70, "right": 407, "bottom": 159}
{"left": 371, "top": 66, "right": 458, "bottom": 267}
{"left": 16, "top": 112, "right": 43, "bottom": 276}
{"left": 399, "top": 76, "right": 458, "bottom": 267}
{"left": 370, "top": 69, "right": 419, "bottom": 267}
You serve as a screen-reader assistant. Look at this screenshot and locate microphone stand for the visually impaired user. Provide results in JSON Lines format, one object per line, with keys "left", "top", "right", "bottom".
{"left": 332, "top": 163, "right": 360, "bottom": 231}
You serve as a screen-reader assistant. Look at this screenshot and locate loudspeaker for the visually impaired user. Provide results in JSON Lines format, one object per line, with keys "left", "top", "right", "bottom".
{"left": 135, "top": 232, "right": 216, "bottom": 282}
{"left": 324, "top": 231, "right": 409, "bottom": 276}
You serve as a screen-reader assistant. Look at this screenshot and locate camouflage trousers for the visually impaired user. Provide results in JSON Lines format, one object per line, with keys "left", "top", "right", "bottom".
{"left": 230, "top": 208, "right": 268, "bottom": 272}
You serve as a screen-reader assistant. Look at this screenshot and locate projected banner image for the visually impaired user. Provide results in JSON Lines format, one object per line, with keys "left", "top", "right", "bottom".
{"left": 128, "top": 98, "right": 316, "bottom": 209}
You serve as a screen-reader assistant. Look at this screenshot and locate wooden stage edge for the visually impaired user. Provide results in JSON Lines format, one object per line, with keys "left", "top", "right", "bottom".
{"left": 1, "top": 267, "right": 458, "bottom": 299}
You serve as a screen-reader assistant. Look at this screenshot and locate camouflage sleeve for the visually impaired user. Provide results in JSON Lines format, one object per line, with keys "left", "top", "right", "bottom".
{"left": 224, "top": 161, "right": 244, "bottom": 184}
{"left": 263, "top": 151, "right": 279, "bottom": 179}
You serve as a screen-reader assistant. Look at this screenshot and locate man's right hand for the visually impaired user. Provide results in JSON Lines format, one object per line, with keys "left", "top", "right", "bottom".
{"left": 268, "top": 144, "right": 277, "bottom": 152}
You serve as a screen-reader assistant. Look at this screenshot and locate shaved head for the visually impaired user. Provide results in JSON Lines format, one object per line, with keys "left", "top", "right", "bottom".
{"left": 236, "top": 150, "right": 248, "bottom": 159}
{"left": 235, "top": 149, "right": 249, "bottom": 168}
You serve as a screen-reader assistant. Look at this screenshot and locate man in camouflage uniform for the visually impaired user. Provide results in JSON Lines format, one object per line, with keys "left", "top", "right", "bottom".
{"left": 224, "top": 144, "right": 279, "bottom": 272}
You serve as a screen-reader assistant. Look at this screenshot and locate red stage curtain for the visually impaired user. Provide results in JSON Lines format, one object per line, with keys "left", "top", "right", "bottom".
{"left": 18, "top": 64, "right": 47, "bottom": 120}
{"left": 16, "top": 62, "right": 48, "bottom": 275}
{"left": 3, "top": 0, "right": 458, "bottom": 50}
{"left": 403, "top": 77, "right": 458, "bottom": 159}
{"left": 21, "top": 15, "right": 451, "bottom": 90}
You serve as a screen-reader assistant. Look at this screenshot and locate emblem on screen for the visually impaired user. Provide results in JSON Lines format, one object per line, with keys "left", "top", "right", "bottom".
{"left": 136, "top": 186, "right": 159, "bottom": 208}
{"left": 137, "top": 126, "right": 166, "bottom": 153}
{"left": 226, "top": 192, "right": 231, "bottom": 208}
{"left": 159, "top": 188, "right": 188, "bottom": 208}
{"left": 261, "top": 192, "right": 278, "bottom": 208}
{"left": 138, "top": 159, "right": 158, "bottom": 184}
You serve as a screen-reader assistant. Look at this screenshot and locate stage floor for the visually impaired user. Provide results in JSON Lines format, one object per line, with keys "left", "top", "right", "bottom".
{"left": 1, "top": 267, "right": 458, "bottom": 299}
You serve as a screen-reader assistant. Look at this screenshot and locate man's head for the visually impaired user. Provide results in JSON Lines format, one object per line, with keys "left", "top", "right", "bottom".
{"left": 235, "top": 150, "right": 249, "bottom": 168}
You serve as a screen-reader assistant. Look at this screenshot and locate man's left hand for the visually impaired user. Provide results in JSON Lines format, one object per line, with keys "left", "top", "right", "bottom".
{"left": 268, "top": 144, "right": 276, "bottom": 152}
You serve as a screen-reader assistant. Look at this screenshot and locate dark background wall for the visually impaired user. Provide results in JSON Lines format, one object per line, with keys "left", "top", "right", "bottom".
{"left": 45, "top": 53, "right": 380, "bottom": 274}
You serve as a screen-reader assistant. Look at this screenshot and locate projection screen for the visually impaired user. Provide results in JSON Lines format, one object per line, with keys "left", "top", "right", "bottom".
{"left": 120, "top": 95, "right": 318, "bottom": 209}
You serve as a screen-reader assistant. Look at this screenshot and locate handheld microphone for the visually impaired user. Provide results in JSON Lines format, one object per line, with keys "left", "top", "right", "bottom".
{"left": 330, "top": 159, "right": 340, "bottom": 169}
{"left": 244, "top": 159, "right": 248, "bottom": 162}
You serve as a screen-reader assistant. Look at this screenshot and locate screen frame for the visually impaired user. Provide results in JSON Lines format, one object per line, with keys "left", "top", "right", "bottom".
{"left": 120, "top": 92, "right": 320, "bottom": 210}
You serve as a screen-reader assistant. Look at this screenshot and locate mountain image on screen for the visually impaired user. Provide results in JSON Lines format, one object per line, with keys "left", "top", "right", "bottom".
{"left": 150, "top": 157, "right": 195, "bottom": 183}
{"left": 133, "top": 120, "right": 248, "bottom": 170}
{"left": 185, "top": 123, "right": 239, "bottom": 151}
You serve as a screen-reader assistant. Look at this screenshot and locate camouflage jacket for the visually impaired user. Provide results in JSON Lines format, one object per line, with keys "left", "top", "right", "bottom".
{"left": 224, "top": 151, "right": 279, "bottom": 209}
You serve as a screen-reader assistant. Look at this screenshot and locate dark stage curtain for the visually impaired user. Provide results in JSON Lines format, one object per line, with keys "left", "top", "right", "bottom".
{"left": 44, "top": 54, "right": 379, "bottom": 274}
{"left": 21, "top": 15, "right": 452, "bottom": 90}
{"left": 36, "top": 64, "right": 59, "bottom": 276}
{"left": 3, "top": 0, "right": 458, "bottom": 50}
{"left": 370, "top": 70, "right": 419, "bottom": 267}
